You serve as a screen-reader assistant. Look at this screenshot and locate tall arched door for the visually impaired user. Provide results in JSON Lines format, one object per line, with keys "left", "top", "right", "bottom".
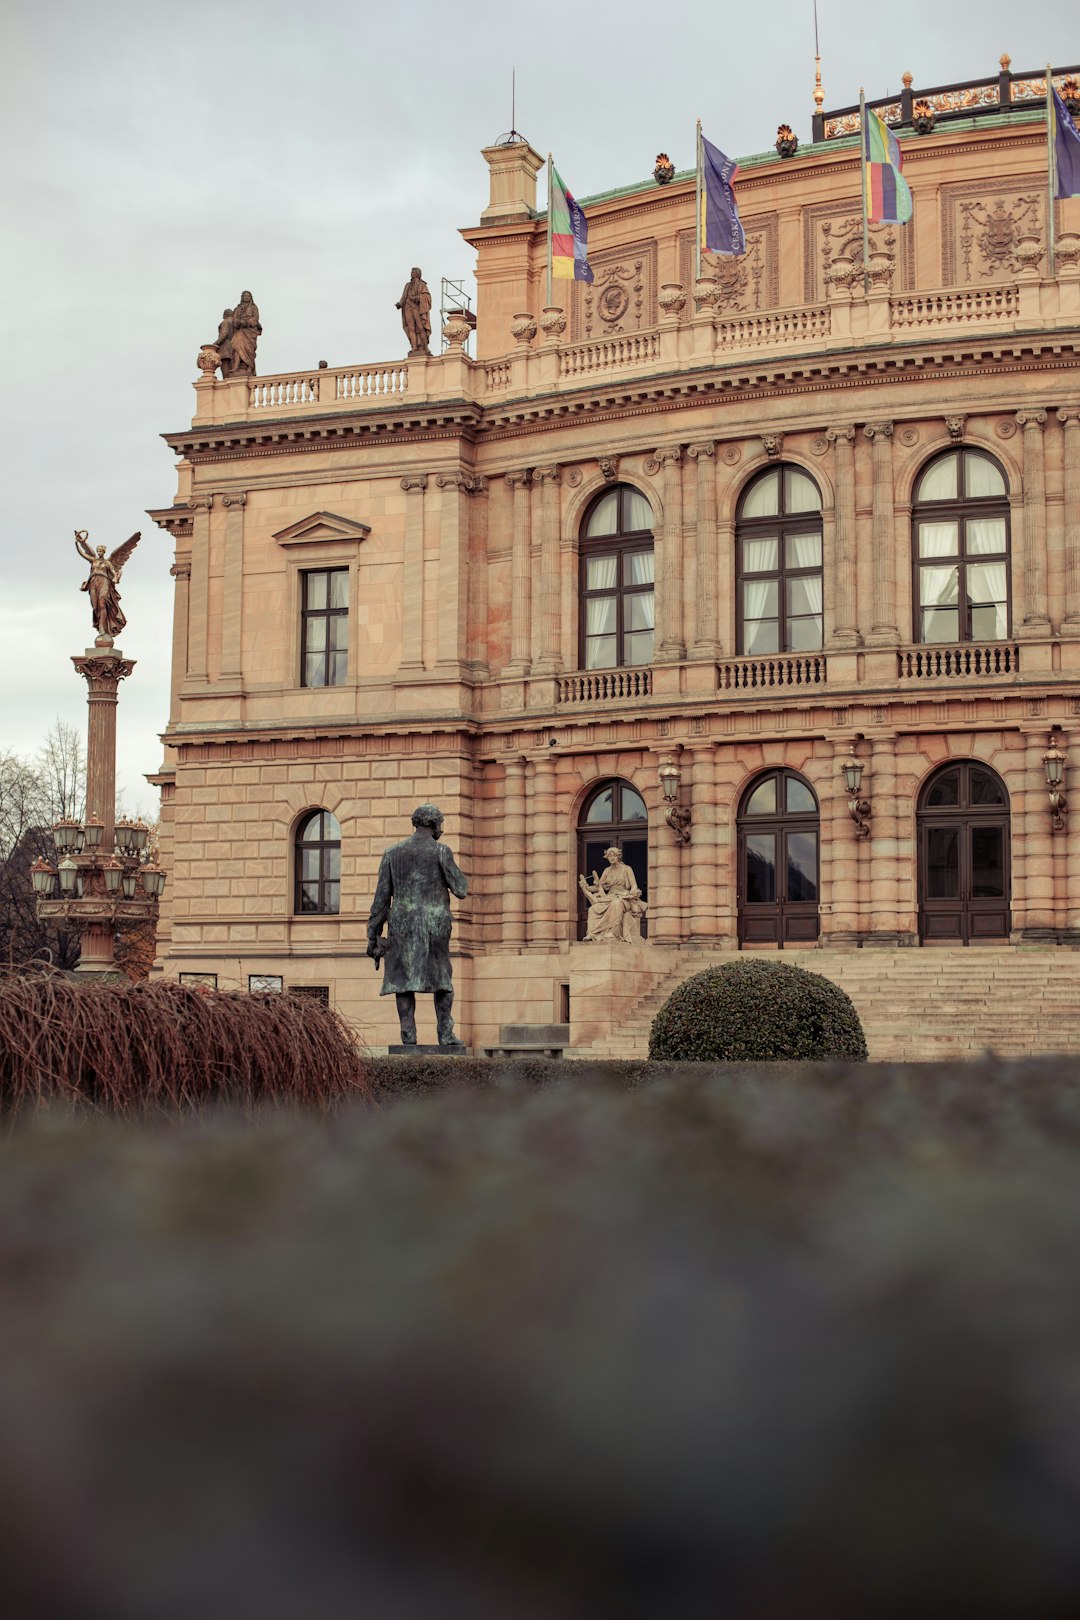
{"left": 917, "top": 762, "right": 1010, "bottom": 943}
{"left": 577, "top": 780, "right": 648, "bottom": 939}
{"left": 737, "top": 769, "right": 820, "bottom": 946}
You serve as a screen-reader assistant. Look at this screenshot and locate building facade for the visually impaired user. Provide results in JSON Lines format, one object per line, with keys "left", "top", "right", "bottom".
{"left": 150, "top": 64, "right": 1080, "bottom": 1053}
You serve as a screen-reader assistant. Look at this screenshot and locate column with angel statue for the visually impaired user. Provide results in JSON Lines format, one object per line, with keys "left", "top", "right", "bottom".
{"left": 75, "top": 530, "right": 140, "bottom": 644}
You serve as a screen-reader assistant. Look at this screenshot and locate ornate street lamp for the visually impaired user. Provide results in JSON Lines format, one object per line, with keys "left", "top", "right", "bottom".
{"left": 102, "top": 856, "right": 123, "bottom": 895}
{"left": 52, "top": 818, "right": 84, "bottom": 854}
{"left": 57, "top": 856, "right": 78, "bottom": 895}
{"left": 142, "top": 861, "right": 166, "bottom": 898}
{"left": 83, "top": 815, "right": 104, "bottom": 850}
{"left": 30, "top": 857, "right": 57, "bottom": 898}
{"left": 1042, "top": 731, "right": 1067, "bottom": 832}
{"left": 841, "top": 743, "right": 872, "bottom": 838}
{"left": 658, "top": 753, "right": 692, "bottom": 844}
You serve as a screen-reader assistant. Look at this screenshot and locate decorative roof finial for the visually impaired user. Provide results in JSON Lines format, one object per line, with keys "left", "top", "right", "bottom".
{"left": 1000, "top": 52, "right": 1011, "bottom": 70}
{"left": 902, "top": 71, "right": 913, "bottom": 89}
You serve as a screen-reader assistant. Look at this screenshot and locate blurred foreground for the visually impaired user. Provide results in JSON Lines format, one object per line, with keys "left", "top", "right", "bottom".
{"left": 2, "top": 1058, "right": 1080, "bottom": 1617}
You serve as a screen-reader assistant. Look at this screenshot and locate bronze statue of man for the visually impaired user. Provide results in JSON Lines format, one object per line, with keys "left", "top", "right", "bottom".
{"left": 396, "top": 267, "right": 432, "bottom": 356}
{"left": 367, "top": 804, "right": 467, "bottom": 1048}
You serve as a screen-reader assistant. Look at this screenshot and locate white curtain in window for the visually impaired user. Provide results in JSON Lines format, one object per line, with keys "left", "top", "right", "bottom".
{"left": 743, "top": 580, "right": 775, "bottom": 620}
{"left": 585, "top": 596, "right": 616, "bottom": 634}
{"left": 918, "top": 522, "right": 958, "bottom": 558}
{"left": 800, "top": 576, "right": 823, "bottom": 613}
{"left": 787, "top": 532, "right": 823, "bottom": 568}
{"left": 586, "top": 491, "right": 619, "bottom": 536}
{"left": 965, "top": 455, "right": 1006, "bottom": 498}
{"left": 966, "top": 518, "right": 1007, "bottom": 555}
{"left": 624, "top": 490, "right": 653, "bottom": 531}
{"left": 967, "top": 562, "right": 1007, "bottom": 605}
{"left": 586, "top": 555, "right": 618, "bottom": 590}
{"left": 743, "top": 537, "right": 778, "bottom": 572}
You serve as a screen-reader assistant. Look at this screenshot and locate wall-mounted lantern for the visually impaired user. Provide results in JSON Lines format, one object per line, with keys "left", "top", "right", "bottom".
{"left": 1042, "top": 730, "right": 1067, "bottom": 832}
{"left": 658, "top": 753, "right": 692, "bottom": 844}
{"left": 841, "top": 742, "right": 872, "bottom": 838}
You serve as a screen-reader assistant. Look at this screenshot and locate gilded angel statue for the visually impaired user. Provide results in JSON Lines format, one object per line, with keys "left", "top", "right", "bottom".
{"left": 75, "top": 529, "right": 140, "bottom": 641}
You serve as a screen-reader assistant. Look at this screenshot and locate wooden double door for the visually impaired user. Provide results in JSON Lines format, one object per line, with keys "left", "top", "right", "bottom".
{"left": 917, "top": 762, "right": 1010, "bottom": 943}
{"left": 737, "top": 769, "right": 820, "bottom": 946}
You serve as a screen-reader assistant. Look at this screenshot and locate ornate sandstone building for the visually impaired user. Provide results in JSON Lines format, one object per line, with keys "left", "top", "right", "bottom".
{"left": 150, "top": 62, "right": 1080, "bottom": 1056}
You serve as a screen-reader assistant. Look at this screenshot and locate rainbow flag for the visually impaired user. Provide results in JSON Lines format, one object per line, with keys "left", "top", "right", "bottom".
{"left": 863, "top": 106, "right": 912, "bottom": 224}
{"left": 550, "top": 166, "right": 593, "bottom": 283}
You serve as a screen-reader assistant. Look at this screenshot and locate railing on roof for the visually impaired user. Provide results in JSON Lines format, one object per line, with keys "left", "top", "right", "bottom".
{"left": 816, "top": 61, "right": 1080, "bottom": 140}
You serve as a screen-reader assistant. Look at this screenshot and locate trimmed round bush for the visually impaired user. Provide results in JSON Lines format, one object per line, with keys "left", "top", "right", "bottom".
{"left": 648, "top": 958, "right": 868, "bottom": 1063}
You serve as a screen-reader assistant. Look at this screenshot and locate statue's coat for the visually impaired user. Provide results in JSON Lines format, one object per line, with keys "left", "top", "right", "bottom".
{"left": 368, "top": 830, "right": 467, "bottom": 995}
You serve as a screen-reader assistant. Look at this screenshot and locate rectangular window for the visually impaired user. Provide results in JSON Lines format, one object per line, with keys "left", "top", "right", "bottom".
{"left": 301, "top": 568, "right": 349, "bottom": 687}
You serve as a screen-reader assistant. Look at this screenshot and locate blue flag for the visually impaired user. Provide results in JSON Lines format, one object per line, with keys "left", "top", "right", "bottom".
{"left": 1053, "top": 86, "right": 1080, "bottom": 199}
{"left": 701, "top": 134, "right": 746, "bottom": 256}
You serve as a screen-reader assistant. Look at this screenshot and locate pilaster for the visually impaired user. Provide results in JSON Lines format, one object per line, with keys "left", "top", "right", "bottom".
{"left": 650, "top": 447, "right": 685, "bottom": 661}
{"left": 399, "top": 474, "right": 428, "bottom": 671}
{"left": 686, "top": 442, "right": 720, "bottom": 656}
{"left": 1058, "top": 409, "right": 1080, "bottom": 627}
{"left": 506, "top": 469, "right": 532, "bottom": 672}
{"left": 1015, "top": 409, "right": 1051, "bottom": 633}
{"left": 826, "top": 427, "right": 861, "bottom": 648}
{"left": 533, "top": 464, "right": 562, "bottom": 672}
{"left": 863, "top": 422, "right": 899, "bottom": 645}
{"left": 501, "top": 755, "right": 527, "bottom": 946}
{"left": 185, "top": 494, "right": 212, "bottom": 685}
{"left": 219, "top": 491, "right": 246, "bottom": 683}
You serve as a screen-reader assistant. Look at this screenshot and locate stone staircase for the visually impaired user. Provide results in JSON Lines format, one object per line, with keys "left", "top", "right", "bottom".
{"left": 575, "top": 946, "right": 1080, "bottom": 1063}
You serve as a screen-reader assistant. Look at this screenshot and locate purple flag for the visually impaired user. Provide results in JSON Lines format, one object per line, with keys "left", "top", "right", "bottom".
{"left": 701, "top": 135, "right": 746, "bottom": 256}
{"left": 1053, "top": 86, "right": 1080, "bottom": 199}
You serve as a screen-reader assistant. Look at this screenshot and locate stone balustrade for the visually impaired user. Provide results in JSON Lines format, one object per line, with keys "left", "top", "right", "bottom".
{"left": 190, "top": 268, "right": 1078, "bottom": 428}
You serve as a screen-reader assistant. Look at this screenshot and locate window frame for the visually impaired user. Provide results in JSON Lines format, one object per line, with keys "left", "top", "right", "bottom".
{"left": 735, "top": 466, "right": 824, "bottom": 657}
{"left": 293, "top": 809, "right": 342, "bottom": 916}
{"left": 578, "top": 485, "right": 655, "bottom": 672}
{"left": 300, "top": 567, "right": 350, "bottom": 688}
{"left": 911, "top": 449, "right": 1011, "bottom": 646}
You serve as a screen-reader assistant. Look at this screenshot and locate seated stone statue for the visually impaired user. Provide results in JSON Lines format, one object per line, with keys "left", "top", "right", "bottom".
{"left": 579, "top": 846, "right": 647, "bottom": 943}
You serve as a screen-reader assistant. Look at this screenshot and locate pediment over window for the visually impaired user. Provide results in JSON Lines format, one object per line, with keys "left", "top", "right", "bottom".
{"left": 272, "top": 511, "right": 372, "bottom": 547}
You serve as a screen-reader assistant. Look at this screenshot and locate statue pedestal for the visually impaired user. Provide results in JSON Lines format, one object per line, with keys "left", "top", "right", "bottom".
{"left": 568, "top": 940, "right": 670, "bottom": 1051}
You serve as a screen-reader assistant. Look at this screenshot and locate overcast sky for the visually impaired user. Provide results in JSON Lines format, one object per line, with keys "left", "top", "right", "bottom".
{"left": 1, "top": 0, "right": 1074, "bottom": 811}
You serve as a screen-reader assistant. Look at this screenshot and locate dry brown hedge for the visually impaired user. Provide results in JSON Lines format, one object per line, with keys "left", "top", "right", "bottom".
{"left": 0, "top": 970, "right": 371, "bottom": 1116}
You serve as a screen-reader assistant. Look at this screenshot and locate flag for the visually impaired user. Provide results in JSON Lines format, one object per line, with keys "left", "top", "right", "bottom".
{"left": 701, "top": 135, "right": 746, "bottom": 255}
{"left": 1052, "top": 85, "right": 1080, "bottom": 199}
{"left": 550, "top": 166, "right": 593, "bottom": 283}
{"left": 863, "top": 105, "right": 912, "bottom": 224}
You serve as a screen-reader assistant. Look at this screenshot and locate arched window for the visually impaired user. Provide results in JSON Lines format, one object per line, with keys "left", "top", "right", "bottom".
{"left": 294, "top": 810, "right": 341, "bottom": 915}
{"left": 576, "top": 779, "right": 648, "bottom": 938}
{"left": 580, "top": 484, "right": 655, "bottom": 670}
{"left": 736, "top": 465, "right": 823, "bottom": 655}
{"left": 912, "top": 449, "right": 1010, "bottom": 645}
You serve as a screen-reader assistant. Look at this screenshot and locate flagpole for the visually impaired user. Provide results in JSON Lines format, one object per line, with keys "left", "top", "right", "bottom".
{"left": 696, "top": 119, "right": 703, "bottom": 281}
{"left": 859, "top": 87, "right": 871, "bottom": 294}
{"left": 547, "top": 153, "right": 554, "bottom": 307}
{"left": 1047, "top": 66, "right": 1057, "bottom": 277}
